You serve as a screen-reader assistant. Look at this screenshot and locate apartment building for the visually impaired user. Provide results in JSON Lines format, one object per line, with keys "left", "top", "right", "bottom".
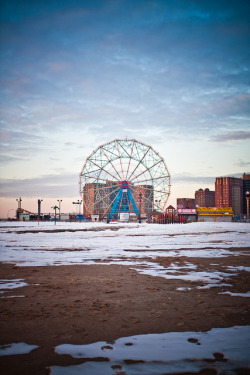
{"left": 215, "top": 177, "right": 243, "bottom": 216}
{"left": 195, "top": 188, "right": 215, "bottom": 207}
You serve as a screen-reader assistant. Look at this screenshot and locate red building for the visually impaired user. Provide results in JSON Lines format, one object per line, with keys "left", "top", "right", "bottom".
{"left": 195, "top": 188, "right": 215, "bottom": 207}
{"left": 83, "top": 182, "right": 153, "bottom": 218}
{"left": 215, "top": 177, "right": 243, "bottom": 216}
{"left": 176, "top": 198, "right": 195, "bottom": 209}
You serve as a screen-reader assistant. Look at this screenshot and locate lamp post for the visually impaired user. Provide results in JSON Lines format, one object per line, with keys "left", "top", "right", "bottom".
{"left": 139, "top": 193, "right": 142, "bottom": 223}
{"left": 57, "top": 199, "right": 62, "bottom": 221}
{"left": 38, "top": 199, "right": 43, "bottom": 224}
{"left": 246, "top": 191, "right": 250, "bottom": 221}
{"left": 16, "top": 197, "right": 22, "bottom": 220}
{"left": 16, "top": 197, "right": 22, "bottom": 209}
{"left": 51, "top": 206, "right": 59, "bottom": 225}
{"left": 72, "top": 200, "right": 82, "bottom": 219}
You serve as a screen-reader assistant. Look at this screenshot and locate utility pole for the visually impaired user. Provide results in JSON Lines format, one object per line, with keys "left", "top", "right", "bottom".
{"left": 246, "top": 191, "right": 250, "bottom": 221}
{"left": 57, "top": 199, "right": 62, "bottom": 221}
{"left": 38, "top": 199, "right": 43, "bottom": 225}
{"left": 72, "top": 200, "right": 82, "bottom": 219}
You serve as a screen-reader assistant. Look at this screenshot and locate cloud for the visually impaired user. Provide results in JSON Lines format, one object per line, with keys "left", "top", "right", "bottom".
{"left": 210, "top": 130, "right": 250, "bottom": 142}
{"left": 0, "top": 173, "right": 79, "bottom": 198}
{"left": 172, "top": 171, "right": 249, "bottom": 185}
{"left": 235, "top": 159, "right": 250, "bottom": 167}
{"left": 172, "top": 174, "right": 215, "bottom": 185}
{"left": 1, "top": 0, "right": 250, "bottom": 187}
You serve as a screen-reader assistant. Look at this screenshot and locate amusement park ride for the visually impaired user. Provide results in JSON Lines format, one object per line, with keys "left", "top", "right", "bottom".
{"left": 14, "top": 140, "right": 170, "bottom": 223}
{"left": 80, "top": 139, "right": 171, "bottom": 222}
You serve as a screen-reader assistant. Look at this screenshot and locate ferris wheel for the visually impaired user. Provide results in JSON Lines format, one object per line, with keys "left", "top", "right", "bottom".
{"left": 79, "top": 139, "right": 171, "bottom": 222}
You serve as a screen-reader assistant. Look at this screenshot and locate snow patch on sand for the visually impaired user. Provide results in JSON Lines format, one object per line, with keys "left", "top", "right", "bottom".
{"left": 51, "top": 325, "right": 250, "bottom": 375}
{"left": 0, "top": 343, "right": 38, "bottom": 357}
{"left": 0, "top": 279, "right": 27, "bottom": 293}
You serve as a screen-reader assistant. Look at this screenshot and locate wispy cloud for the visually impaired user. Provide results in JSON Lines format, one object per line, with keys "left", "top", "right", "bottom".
{"left": 0, "top": 0, "right": 250, "bottom": 212}
{"left": 172, "top": 174, "right": 215, "bottom": 185}
{"left": 172, "top": 171, "right": 248, "bottom": 185}
{"left": 210, "top": 131, "right": 250, "bottom": 142}
{"left": 0, "top": 174, "right": 79, "bottom": 198}
{"left": 234, "top": 159, "right": 250, "bottom": 167}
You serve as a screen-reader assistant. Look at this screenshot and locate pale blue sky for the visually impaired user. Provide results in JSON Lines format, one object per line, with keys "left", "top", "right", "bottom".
{"left": 0, "top": 0, "right": 250, "bottom": 216}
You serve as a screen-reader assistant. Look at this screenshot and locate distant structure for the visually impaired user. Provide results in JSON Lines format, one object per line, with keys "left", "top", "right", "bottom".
{"left": 176, "top": 198, "right": 195, "bottom": 209}
{"left": 80, "top": 139, "right": 171, "bottom": 222}
{"left": 195, "top": 188, "right": 215, "bottom": 207}
{"left": 242, "top": 173, "right": 250, "bottom": 215}
{"left": 215, "top": 177, "right": 243, "bottom": 217}
{"left": 197, "top": 207, "right": 233, "bottom": 222}
{"left": 83, "top": 182, "right": 153, "bottom": 218}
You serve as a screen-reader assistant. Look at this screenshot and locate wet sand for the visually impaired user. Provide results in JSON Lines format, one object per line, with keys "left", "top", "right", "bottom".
{"left": 0, "top": 254, "right": 250, "bottom": 375}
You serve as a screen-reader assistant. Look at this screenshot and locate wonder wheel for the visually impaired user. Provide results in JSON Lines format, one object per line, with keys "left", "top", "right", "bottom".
{"left": 80, "top": 139, "right": 170, "bottom": 222}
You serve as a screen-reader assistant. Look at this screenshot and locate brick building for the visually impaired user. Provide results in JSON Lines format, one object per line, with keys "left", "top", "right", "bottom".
{"left": 195, "top": 188, "right": 215, "bottom": 207}
{"left": 176, "top": 198, "right": 195, "bottom": 209}
{"left": 83, "top": 182, "right": 153, "bottom": 218}
{"left": 215, "top": 177, "right": 243, "bottom": 216}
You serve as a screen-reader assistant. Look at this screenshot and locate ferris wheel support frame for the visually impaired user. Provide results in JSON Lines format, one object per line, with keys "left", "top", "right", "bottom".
{"left": 107, "top": 181, "right": 140, "bottom": 223}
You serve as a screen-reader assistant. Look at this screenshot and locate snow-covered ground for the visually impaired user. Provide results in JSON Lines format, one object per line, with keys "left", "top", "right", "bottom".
{"left": 0, "top": 221, "right": 249, "bottom": 290}
{"left": 0, "top": 221, "right": 249, "bottom": 266}
{"left": 1, "top": 222, "right": 250, "bottom": 374}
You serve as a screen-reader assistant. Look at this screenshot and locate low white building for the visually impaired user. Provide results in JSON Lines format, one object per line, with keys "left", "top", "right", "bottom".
{"left": 19, "top": 213, "right": 30, "bottom": 221}
{"left": 91, "top": 215, "right": 99, "bottom": 221}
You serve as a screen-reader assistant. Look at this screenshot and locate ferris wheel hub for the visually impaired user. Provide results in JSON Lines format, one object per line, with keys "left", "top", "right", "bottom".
{"left": 119, "top": 181, "right": 131, "bottom": 189}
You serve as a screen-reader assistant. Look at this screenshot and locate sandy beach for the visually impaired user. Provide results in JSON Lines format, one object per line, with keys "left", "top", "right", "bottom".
{"left": 0, "top": 222, "right": 250, "bottom": 374}
{"left": 1, "top": 256, "right": 250, "bottom": 374}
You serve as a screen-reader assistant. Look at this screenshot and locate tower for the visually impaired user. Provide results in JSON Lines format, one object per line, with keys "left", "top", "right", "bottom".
{"left": 215, "top": 177, "right": 243, "bottom": 216}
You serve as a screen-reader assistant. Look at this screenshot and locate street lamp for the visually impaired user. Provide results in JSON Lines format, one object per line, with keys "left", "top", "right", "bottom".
{"left": 16, "top": 197, "right": 22, "bottom": 209}
{"left": 51, "top": 206, "right": 59, "bottom": 225}
{"left": 246, "top": 191, "right": 250, "bottom": 221}
{"left": 57, "top": 199, "right": 62, "bottom": 221}
{"left": 72, "top": 200, "right": 82, "bottom": 218}
{"left": 38, "top": 199, "right": 43, "bottom": 220}
{"left": 16, "top": 197, "right": 22, "bottom": 220}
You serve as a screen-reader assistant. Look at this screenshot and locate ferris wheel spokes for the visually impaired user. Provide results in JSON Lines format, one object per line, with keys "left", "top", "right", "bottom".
{"left": 130, "top": 174, "right": 170, "bottom": 185}
{"left": 115, "top": 140, "right": 125, "bottom": 181}
{"left": 125, "top": 139, "right": 135, "bottom": 180}
{"left": 130, "top": 158, "right": 163, "bottom": 183}
{"left": 81, "top": 175, "right": 119, "bottom": 184}
{"left": 88, "top": 158, "right": 120, "bottom": 182}
{"left": 100, "top": 146, "right": 124, "bottom": 181}
{"left": 93, "top": 185, "right": 120, "bottom": 209}
{"left": 127, "top": 145, "right": 150, "bottom": 182}
{"left": 129, "top": 184, "right": 155, "bottom": 210}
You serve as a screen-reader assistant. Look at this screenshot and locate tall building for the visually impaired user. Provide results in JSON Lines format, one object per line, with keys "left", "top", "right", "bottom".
{"left": 195, "top": 188, "right": 215, "bottom": 207}
{"left": 176, "top": 198, "right": 195, "bottom": 209}
{"left": 215, "top": 177, "right": 243, "bottom": 216}
{"left": 242, "top": 173, "right": 250, "bottom": 215}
